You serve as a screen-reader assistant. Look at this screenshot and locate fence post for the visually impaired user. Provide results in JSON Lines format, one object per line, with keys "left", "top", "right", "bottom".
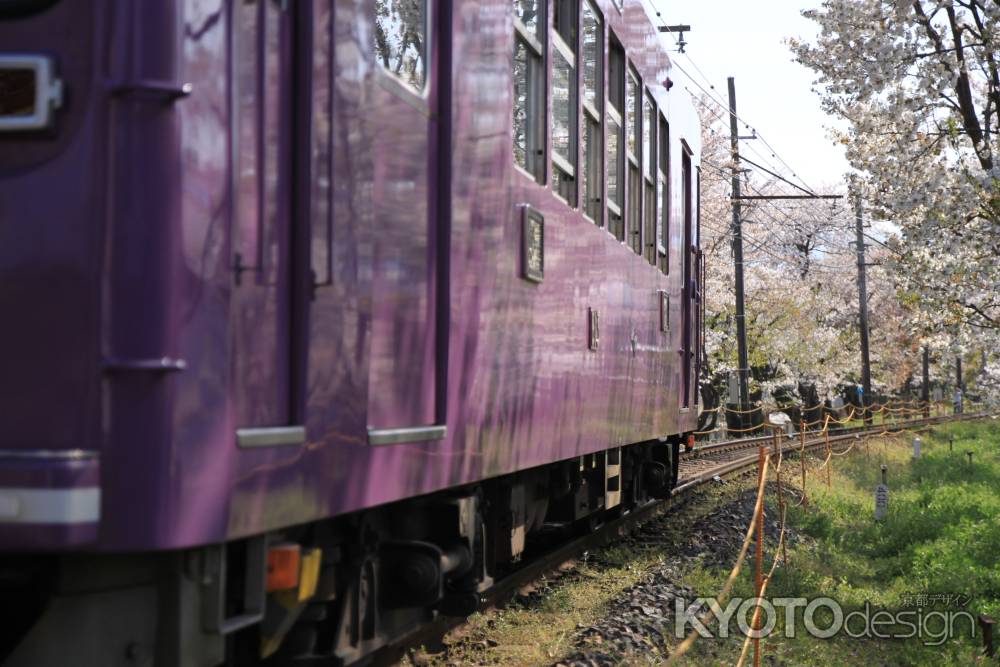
{"left": 772, "top": 427, "right": 787, "bottom": 563}
{"left": 754, "top": 440, "right": 765, "bottom": 667}
{"left": 979, "top": 615, "right": 996, "bottom": 658}
{"left": 799, "top": 420, "right": 808, "bottom": 509}
{"left": 824, "top": 420, "right": 832, "bottom": 489}
{"left": 874, "top": 464, "right": 889, "bottom": 521}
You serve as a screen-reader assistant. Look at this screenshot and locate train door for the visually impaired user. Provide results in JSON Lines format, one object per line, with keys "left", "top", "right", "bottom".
{"left": 366, "top": 0, "right": 449, "bottom": 445}
{"left": 230, "top": 0, "right": 303, "bottom": 447}
{"left": 694, "top": 166, "right": 702, "bottom": 406}
{"left": 680, "top": 144, "right": 693, "bottom": 409}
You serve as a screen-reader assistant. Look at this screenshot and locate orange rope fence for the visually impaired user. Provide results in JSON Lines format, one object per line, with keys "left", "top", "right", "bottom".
{"left": 664, "top": 453, "right": 772, "bottom": 665}
{"left": 695, "top": 398, "right": 961, "bottom": 441}
{"left": 667, "top": 410, "right": 984, "bottom": 664}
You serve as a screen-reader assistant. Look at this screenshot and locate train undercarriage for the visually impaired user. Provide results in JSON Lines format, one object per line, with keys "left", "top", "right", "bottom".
{"left": 0, "top": 437, "right": 683, "bottom": 667}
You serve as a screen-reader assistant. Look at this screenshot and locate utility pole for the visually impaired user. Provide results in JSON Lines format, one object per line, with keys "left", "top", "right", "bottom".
{"left": 854, "top": 195, "right": 872, "bottom": 424}
{"left": 922, "top": 346, "right": 930, "bottom": 418}
{"left": 728, "top": 77, "right": 751, "bottom": 425}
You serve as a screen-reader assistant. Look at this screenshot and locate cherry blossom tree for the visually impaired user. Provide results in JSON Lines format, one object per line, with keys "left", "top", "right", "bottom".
{"left": 696, "top": 95, "right": 948, "bottom": 409}
{"left": 790, "top": 0, "right": 1000, "bottom": 334}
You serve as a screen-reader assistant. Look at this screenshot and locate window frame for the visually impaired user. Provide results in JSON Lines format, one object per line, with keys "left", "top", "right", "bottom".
{"left": 550, "top": 0, "right": 579, "bottom": 206}
{"left": 581, "top": 0, "right": 603, "bottom": 225}
{"left": 695, "top": 164, "right": 702, "bottom": 252}
{"left": 625, "top": 65, "right": 641, "bottom": 254}
{"left": 606, "top": 34, "right": 626, "bottom": 241}
{"left": 513, "top": 2, "right": 547, "bottom": 184}
{"left": 657, "top": 112, "right": 670, "bottom": 274}
{"left": 625, "top": 67, "right": 640, "bottom": 169}
{"left": 642, "top": 89, "right": 657, "bottom": 265}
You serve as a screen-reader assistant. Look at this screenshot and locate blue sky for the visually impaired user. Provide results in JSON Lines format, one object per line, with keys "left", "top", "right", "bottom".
{"left": 649, "top": 0, "right": 852, "bottom": 191}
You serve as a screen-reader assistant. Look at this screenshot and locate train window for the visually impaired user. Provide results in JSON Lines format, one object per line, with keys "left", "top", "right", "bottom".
{"left": 658, "top": 113, "right": 669, "bottom": 274}
{"left": 551, "top": 0, "right": 578, "bottom": 206}
{"left": 0, "top": 0, "right": 59, "bottom": 19}
{"left": 681, "top": 146, "right": 692, "bottom": 295}
{"left": 374, "top": 0, "right": 428, "bottom": 92}
{"left": 582, "top": 121, "right": 602, "bottom": 223}
{"left": 626, "top": 70, "right": 637, "bottom": 157}
{"left": 643, "top": 93, "right": 657, "bottom": 265}
{"left": 696, "top": 165, "right": 702, "bottom": 251}
{"left": 626, "top": 67, "right": 641, "bottom": 254}
{"left": 581, "top": 0, "right": 603, "bottom": 224}
{"left": 513, "top": 1, "right": 545, "bottom": 183}
{"left": 514, "top": 0, "right": 542, "bottom": 36}
{"left": 582, "top": 1, "right": 601, "bottom": 111}
{"left": 643, "top": 95, "right": 655, "bottom": 179}
{"left": 628, "top": 161, "right": 641, "bottom": 253}
{"left": 607, "top": 37, "right": 625, "bottom": 240}
{"left": 553, "top": 0, "right": 577, "bottom": 50}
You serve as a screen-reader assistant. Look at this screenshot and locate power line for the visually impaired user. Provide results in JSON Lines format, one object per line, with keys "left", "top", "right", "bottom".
{"left": 674, "top": 60, "right": 820, "bottom": 195}
{"left": 737, "top": 154, "right": 819, "bottom": 198}
{"left": 641, "top": 6, "right": 824, "bottom": 196}
{"left": 689, "top": 93, "right": 803, "bottom": 188}
{"left": 699, "top": 218, "right": 854, "bottom": 273}
{"left": 699, "top": 174, "right": 862, "bottom": 271}
{"left": 638, "top": 2, "right": 830, "bottom": 206}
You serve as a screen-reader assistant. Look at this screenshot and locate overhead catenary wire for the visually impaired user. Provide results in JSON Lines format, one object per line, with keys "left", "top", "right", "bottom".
{"left": 699, "top": 155, "right": 884, "bottom": 274}
{"left": 679, "top": 65, "right": 819, "bottom": 196}
{"left": 684, "top": 85, "right": 826, "bottom": 205}
{"left": 641, "top": 0, "right": 823, "bottom": 199}
{"left": 689, "top": 94, "right": 815, "bottom": 196}
{"left": 699, "top": 219, "right": 853, "bottom": 274}
{"left": 634, "top": 0, "right": 811, "bottom": 187}
{"left": 697, "top": 190, "right": 859, "bottom": 274}
{"left": 671, "top": 62, "right": 815, "bottom": 192}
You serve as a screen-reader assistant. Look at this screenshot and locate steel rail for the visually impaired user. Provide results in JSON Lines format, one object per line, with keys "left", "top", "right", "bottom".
{"left": 683, "top": 412, "right": 958, "bottom": 461}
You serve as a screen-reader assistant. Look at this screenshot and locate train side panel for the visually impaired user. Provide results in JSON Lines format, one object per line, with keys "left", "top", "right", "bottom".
{"left": 0, "top": 0, "right": 702, "bottom": 552}
{"left": 0, "top": 0, "right": 704, "bottom": 663}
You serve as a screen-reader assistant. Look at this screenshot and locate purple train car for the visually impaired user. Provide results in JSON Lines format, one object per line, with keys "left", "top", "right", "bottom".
{"left": 0, "top": 0, "right": 702, "bottom": 663}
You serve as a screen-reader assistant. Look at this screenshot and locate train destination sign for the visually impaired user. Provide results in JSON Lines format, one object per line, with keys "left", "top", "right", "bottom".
{"left": 522, "top": 205, "right": 544, "bottom": 283}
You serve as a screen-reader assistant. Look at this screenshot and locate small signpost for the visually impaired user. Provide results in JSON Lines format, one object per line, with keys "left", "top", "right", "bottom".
{"left": 912, "top": 436, "right": 921, "bottom": 459}
{"left": 874, "top": 465, "right": 889, "bottom": 521}
{"left": 727, "top": 372, "right": 740, "bottom": 405}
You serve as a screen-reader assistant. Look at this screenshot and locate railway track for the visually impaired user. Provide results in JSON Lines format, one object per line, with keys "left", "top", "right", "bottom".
{"left": 675, "top": 413, "right": 956, "bottom": 490}
{"left": 372, "top": 412, "right": 986, "bottom": 666}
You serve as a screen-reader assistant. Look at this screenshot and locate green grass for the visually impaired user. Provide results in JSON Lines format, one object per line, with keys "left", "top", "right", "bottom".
{"left": 683, "top": 418, "right": 1000, "bottom": 665}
